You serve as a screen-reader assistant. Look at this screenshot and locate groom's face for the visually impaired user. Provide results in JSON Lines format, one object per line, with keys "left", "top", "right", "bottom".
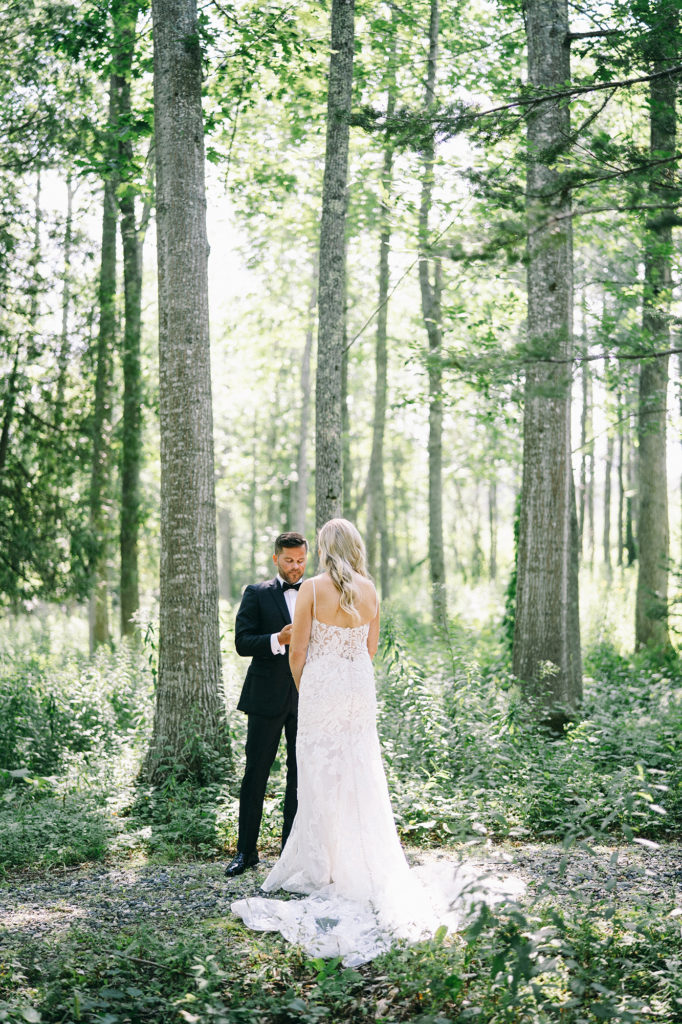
{"left": 273, "top": 545, "right": 308, "bottom": 585}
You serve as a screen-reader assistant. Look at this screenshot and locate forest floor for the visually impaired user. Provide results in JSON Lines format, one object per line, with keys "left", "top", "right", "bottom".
{"left": 3, "top": 840, "right": 680, "bottom": 956}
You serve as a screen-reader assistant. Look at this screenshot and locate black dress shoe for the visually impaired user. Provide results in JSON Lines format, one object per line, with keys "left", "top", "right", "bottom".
{"left": 224, "top": 851, "right": 259, "bottom": 878}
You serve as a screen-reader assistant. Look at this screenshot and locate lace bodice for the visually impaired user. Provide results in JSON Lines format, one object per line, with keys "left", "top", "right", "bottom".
{"left": 306, "top": 618, "right": 370, "bottom": 665}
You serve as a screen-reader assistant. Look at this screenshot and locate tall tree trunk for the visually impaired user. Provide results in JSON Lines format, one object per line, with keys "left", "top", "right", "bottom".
{"left": 678, "top": 354, "right": 682, "bottom": 565}
{"left": 341, "top": 332, "right": 353, "bottom": 519}
{"left": 218, "top": 505, "right": 233, "bottom": 600}
{"left": 512, "top": 0, "right": 582, "bottom": 727}
{"left": 55, "top": 177, "right": 74, "bottom": 421}
{"left": 488, "top": 478, "right": 497, "bottom": 581}
{"left": 585, "top": 368, "right": 594, "bottom": 569}
{"left": 578, "top": 360, "right": 587, "bottom": 554}
{"left": 603, "top": 430, "right": 614, "bottom": 577}
{"left": 617, "top": 391, "right": 624, "bottom": 568}
{"left": 635, "top": 14, "right": 676, "bottom": 651}
{"left": 115, "top": 0, "right": 145, "bottom": 638}
{"left": 295, "top": 256, "right": 317, "bottom": 535}
{"left": 417, "top": 0, "right": 447, "bottom": 631}
{"left": 626, "top": 432, "right": 638, "bottom": 567}
{"left": 145, "top": 0, "right": 230, "bottom": 783}
{"left": 315, "top": 0, "right": 354, "bottom": 529}
{"left": 366, "top": 78, "right": 395, "bottom": 598}
{"left": 89, "top": 78, "right": 117, "bottom": 655}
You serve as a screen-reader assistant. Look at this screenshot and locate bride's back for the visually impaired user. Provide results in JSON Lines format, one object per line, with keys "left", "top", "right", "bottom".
{"left": 313, "top": 572, "right": 377, "bottom": 628}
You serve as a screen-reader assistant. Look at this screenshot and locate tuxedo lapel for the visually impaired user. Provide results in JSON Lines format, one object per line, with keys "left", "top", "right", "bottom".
{"left": 268, "top": 578, "right": 291, "bottom": 625}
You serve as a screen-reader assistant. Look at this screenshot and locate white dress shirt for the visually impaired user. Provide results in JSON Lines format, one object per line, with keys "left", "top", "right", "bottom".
{"left": 270, "top": 575, "right": 299, "bottom": 655}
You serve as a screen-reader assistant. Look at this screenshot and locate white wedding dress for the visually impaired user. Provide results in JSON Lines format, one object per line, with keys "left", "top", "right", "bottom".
{"left": 232, "top": 607, "right": 523, "bottom": 966}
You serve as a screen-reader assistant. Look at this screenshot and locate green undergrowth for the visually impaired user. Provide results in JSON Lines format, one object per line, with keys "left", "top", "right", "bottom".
{"left": 0, "top": 603, "right": 681, "bottom": 874}
{"left": 2, "top": 883, "right": 681, "bottom": 1023}
{"left": 377, "top": 612, "right": 682, "bottom": 848}
{"left": 1, "top": 607, "right": 682, "bottom": 1021}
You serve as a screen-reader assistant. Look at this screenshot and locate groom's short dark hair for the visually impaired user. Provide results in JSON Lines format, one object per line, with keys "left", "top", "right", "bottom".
{"left": 274, "top": 531, "right": 308, "bottom": 553}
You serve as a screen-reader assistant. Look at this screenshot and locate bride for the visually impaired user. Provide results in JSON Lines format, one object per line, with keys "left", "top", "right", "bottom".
{"left": 231, "top": 518, "right": 521, "bottom": 966}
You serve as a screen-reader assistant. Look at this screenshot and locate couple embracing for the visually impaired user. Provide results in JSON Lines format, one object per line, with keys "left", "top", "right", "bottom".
{"left": 226, "top": 518, "right": 521, "bottom": 965}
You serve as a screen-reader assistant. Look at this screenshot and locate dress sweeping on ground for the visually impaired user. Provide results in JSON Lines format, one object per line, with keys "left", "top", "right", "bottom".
{"left": 231, "top": 583, "right": 522, "bottom": 966}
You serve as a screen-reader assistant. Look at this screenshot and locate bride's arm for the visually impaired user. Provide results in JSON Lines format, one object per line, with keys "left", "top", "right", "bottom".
{"left": 289, "top": 578, "right": 314, "bottom": 690}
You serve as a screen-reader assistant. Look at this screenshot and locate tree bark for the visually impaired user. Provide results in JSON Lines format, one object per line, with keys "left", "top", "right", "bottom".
{"left": 366, "top": 78, "right": 395, "bottom": 598}
{"left": 89, "top": 78, "right": 117, "bottom": 655}
{"left": 218, "top": 505, "right": 233, "bottom": 600}
{"left": 512, "top": 0, "right": 582, "bottom": 727}
{"left": 603, "top": 429, "right": 614, "bottom": 576}
{"left": 635, "top": 15, "right": 676, "bottom": 651}
{"left": 488, "top": 478, "right": 497, "bottom": 581}
{"left": 55, "top": 177, "right": 74, "bottom": 422}
{"left": 617, "top": 391, "right": 624, "bottom": 568}
{"left": 315, "top": 0, "right": 354, "bottom": 529}
{"left": 417, "top": 0, "right": 447, "bottom": 631}
{"left": 115, "top": 0, "right": 145, "bottom": 638}
{"left": 294, "top": 255, "right": 317, "bottom": 536}
{"left": 145, "top": 0, "right": 230, "bottom": 783}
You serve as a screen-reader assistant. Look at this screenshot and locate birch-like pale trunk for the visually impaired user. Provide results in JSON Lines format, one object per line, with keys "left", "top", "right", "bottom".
{"left": 417, "top": 0, "right": 447, "bottom": 631}
{"left": 145, "top": 0, "right": 230, "bottom": 783}
{"left": 635, "top": 20, "right": 676, "bottom": 650}
{"left": 512, "top": 0, "right": 582, "bottom": 725}
{"left": 315, "top": 0, "right": 354, "bottom": 529}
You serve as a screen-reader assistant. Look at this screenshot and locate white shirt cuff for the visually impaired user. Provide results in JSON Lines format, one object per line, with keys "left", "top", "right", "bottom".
{"left": 270, "top": 632, "right": 286, "bottom": 655}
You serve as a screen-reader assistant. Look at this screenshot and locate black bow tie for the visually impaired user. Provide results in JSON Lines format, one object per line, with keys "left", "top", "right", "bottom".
{"left": 281, "top": 581, "right": 302, "bottom": 592}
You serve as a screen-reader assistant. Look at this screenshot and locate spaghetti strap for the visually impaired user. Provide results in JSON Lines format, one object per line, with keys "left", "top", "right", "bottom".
{"left": 312, "top": 577, "right": 317, "bottom": 620}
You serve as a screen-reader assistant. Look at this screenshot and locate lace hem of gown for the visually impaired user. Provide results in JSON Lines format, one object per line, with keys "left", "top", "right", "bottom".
{"left": 232, "top": 860, "right": 524, "bottom": 967}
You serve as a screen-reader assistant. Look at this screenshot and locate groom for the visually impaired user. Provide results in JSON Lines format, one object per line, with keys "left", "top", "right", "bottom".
{"left": 225, "top": 531, "right": 308, "bottom": 878}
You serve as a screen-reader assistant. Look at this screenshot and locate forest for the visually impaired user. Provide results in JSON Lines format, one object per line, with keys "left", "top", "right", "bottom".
{"left": 1, "top": 0, "right": 682, "bottom": 1021}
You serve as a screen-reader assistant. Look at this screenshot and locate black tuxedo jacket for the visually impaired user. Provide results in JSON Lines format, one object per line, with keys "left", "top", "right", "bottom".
{"left": 235, "top": 577, "right": 299, "bottom": 718}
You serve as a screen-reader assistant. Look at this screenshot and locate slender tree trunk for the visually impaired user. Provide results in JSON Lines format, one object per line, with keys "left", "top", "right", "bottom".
{"left": 218, "top": 505, "right": 233, "bottom": 600}
{"left": 586, "top": 370, "right": 594, "bottom": 569}
{"left": 0, "top": 349, "right": 19, "bottom": 479}
{"left": 145, "top": 0, "right": 230, "bottom": 783}
{"left": 578, "top": 361, "right": 587, "bottom": 553}
{"left": 341, "top": 332, "right": 353, "bottom": 519}
{"left": 366, "top": 79, "right": 395, "bottom": 598}
{"left": 295, "top": 255, "right": 317, "bottom": 536}
{"left": 617, "top": 392, "right": 624, "bottom": 568}
{"left": 635, "top": 17, "right": 676, "bottom": 651}
{"left": 55, "top": 177, "right": 74, "bottom": 421}
{"left": 626, "top": 433, "right": 638, "bottom": 567}
{"left": 488, "top": 478, "right": 497, "bottom": 581}
{"left": 512, "top": 0, "right": 582, "bottom": 727}
{"left": 675, "top": 352, "right": 679, "bottom": 565}
{"left": 315, "top": 0, "right": 354, "bottom": 529}
{"left": 603, "top": 430, "right": 614, "bottom": 577}
{"left": 417, "top": 0, "right": 447, "bottom": 631}
{"left": 89, "top": 78, "right": 117, "bottom": 655}
{"left": 115, "top": 1, "right": 145, "bottom": 638}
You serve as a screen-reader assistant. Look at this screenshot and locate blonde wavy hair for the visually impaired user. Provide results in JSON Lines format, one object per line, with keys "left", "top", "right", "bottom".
{"left": 317, "top": 518, "right": 369, "bottom": 618}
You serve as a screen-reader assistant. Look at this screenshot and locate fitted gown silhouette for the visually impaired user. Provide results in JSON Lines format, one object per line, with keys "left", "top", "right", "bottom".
{"left": 232, "top": 581, "right": 521, "bottom": 965}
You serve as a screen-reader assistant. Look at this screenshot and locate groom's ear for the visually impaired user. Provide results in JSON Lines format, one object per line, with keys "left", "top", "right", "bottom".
{"left": 272, "top": 553, "right": 278, "bottom": 565}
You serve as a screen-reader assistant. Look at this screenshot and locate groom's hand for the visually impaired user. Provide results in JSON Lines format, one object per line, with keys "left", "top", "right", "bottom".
{"left": 277, "top": 624, "right": 293, "bottom": 646}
